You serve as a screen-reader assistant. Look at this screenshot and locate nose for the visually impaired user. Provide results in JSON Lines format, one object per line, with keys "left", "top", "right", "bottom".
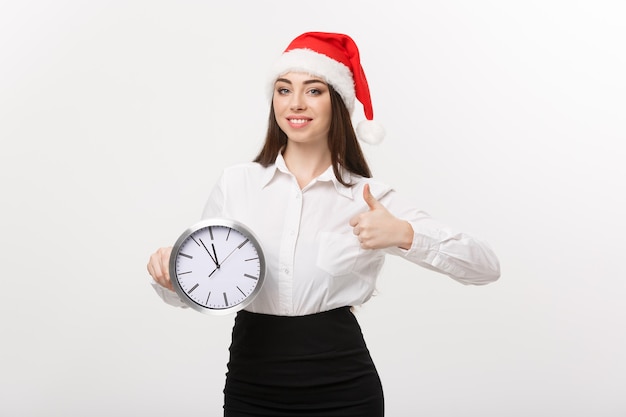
{"left": 289, "top": 93, "right": 306, "bottom": 111}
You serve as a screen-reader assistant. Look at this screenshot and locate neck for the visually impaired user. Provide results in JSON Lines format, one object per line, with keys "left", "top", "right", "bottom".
{"left": 283, "top": 142, "right": 332, "bottom": 189}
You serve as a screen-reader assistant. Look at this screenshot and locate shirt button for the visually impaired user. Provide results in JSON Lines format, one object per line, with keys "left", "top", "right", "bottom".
{"left": 284, "top": 268, "right": 290, "bottom": 275}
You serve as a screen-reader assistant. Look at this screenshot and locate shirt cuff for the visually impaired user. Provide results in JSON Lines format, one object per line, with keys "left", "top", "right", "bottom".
{"left": 150, "top": 280, "right": 188, "bottom": 308}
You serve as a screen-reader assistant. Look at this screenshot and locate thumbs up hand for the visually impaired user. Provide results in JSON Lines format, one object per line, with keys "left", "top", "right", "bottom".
{"left": 349, "top": 184, "right": 414, "bottom": 250}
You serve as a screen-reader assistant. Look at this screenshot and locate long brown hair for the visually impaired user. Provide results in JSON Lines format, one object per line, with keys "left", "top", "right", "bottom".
{"left": 253, "top": 85, "right": 372, "bottom": 186}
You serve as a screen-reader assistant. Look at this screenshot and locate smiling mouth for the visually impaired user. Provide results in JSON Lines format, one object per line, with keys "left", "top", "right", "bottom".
{"left": 287, "top": 118, "right": 312, "bottom": 128}
{"left": 288, "top": 118, "right": 310, "bottom": 124}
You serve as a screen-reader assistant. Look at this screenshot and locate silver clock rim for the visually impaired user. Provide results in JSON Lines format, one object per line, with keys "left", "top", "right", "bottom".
{"left": 168, "top": 217, "right": 266, "bottom": 316}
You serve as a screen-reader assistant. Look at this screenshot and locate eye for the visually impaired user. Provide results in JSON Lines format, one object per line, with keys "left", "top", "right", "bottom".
{"left": 308, "top": 88, "right": 322, "bottom": 95}
{"left": 276, "top": 87, "right": 290, "bottom": 95}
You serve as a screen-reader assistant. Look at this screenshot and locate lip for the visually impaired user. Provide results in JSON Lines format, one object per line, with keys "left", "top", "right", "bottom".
{"left": 286, "top": 116, "right": 312, "bottom": 129}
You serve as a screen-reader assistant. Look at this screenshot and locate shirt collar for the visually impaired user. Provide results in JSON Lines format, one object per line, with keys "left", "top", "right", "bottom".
{"left": 315, "top": 163, "right": 354, "bottom": 200}
{"left": 259, "top": 153, "right": 287, "bottom": 188}
{"left": 260, "top": 153, "right": 354, "bottom": 200}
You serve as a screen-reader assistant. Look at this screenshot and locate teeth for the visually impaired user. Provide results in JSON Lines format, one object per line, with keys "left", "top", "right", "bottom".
{"left": 290, "top": 119, "right": 308, "bottom": 124}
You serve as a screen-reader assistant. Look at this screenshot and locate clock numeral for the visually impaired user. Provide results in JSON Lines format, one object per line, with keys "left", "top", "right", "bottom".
{"left": 179, "top": 271, "right": 192, "bottom": 275}
{"left": 206, "top": 291, "right": 211, "bottom": 305}
{"left": 223, "top": 292, "right": 229, "bottom": 306}
{"left": 209, "top": 227, "right": 214, "bottom": 240}
{"left": 238, "top": 238, "right": 250, "bottom": 249}
{"left": 226, "top": 228, "right": 231, "bottom": 241}
{"left": 244, "top": 274, "right": 258, "bottom": 280}
{"left": 179, "top": 252, "right": 193, "bottom": 259}
{"left": 188, "top": 283, "right": 199, "bottom": 293}
{"left": 245, "top": 257, "right": 258, "bottom": 262}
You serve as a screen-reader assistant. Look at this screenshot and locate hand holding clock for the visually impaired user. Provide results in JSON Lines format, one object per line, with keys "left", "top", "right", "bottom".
{"left": 147, "top": 246, "right": 174, "bottom": 291}
{"left": 146, "top": 242, "right": 228, "bottom": 291}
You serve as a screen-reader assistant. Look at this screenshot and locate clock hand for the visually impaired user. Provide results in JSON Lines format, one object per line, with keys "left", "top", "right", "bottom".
{"left": 199, "top": 238, "right": 218, "bottom": 267}
{"left": 219, "top": 238, "right": 250, "bottom": 267}
{"left": 211, "top": 243, "right": 220, "bottom": 267}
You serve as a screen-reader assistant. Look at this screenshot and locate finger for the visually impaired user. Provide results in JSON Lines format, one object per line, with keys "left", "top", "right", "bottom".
{"left": 148, "top": 248, "right": 171, "bottom": 288}
{"left": 363, "top": 183, "right": 383, "bottom": 211}
{"left": 153, "top": 256, "right": 166, "bottom": 283}
{"left": 349, "top": 214, "right": 360, "bottom": 228}
{"left": 148, "top": 253, "right": 161, "bottom": 278}
{"left": 147, "top": 262, "right": 155, "bottom": 278}
{"left": 159, "top": 247, "right": 172, "bottom": 282}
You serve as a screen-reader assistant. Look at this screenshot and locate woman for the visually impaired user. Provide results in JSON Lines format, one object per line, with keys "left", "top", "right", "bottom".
{"left": 148, "top": 32, "right": 500, "bottom": 417}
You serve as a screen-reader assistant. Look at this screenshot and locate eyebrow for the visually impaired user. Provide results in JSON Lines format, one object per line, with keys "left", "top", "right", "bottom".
{"left": 275, "top": 77, "right": 327, "bottom": 86}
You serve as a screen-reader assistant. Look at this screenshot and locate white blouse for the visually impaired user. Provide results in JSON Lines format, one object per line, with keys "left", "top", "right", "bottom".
{"left": 152, "top": 153, "right": 500, "bottom": 316}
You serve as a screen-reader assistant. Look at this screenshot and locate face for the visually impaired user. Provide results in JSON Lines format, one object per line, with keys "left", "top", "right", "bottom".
{"left": 272, "top": 72, "right": 332, "bottom": 147}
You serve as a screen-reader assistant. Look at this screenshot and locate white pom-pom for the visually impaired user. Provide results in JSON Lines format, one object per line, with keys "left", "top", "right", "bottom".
{"left": 356, "top": 119, "right": 385, "bottom": 145}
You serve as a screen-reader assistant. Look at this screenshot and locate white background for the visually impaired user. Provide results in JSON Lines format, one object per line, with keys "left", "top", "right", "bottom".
{"left": 1, "top": 1, "right": 625, "bottom": 416}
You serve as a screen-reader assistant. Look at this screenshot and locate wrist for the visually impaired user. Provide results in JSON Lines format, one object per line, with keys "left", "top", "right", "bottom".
{"left": 398, "top": 220, "right": 414, "bottom": 250}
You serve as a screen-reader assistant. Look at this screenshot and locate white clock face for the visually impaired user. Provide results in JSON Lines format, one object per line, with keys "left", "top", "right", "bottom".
{"left": 170, "top": 220, "right": 265, "bottom": 314}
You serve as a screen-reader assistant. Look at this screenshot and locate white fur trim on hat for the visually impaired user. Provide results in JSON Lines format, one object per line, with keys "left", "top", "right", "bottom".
{"left": 356, "top": 119, "right": 386, "bottom": 145}
{"left": 268, "top": 48, "right": 356, "bottom": 114}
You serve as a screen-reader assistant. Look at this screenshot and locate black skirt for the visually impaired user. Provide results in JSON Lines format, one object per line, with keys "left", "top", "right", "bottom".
{"left": 223, "top": 307, "right": 384, "bottom": 417}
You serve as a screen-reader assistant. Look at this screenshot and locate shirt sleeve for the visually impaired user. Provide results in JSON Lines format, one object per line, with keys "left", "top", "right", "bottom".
{"left": 378, "top": 186, "right": 501, "bottom": 285}
{"left": 150, "top": 280, "right": 189, "bottom": 308}
{"left": 201, "top": 171, "right": 226, "bottom": 219}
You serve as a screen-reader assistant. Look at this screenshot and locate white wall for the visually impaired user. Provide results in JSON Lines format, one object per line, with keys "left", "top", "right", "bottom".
{"left": 1, "top": 1, "right": 624, "bottom": 416}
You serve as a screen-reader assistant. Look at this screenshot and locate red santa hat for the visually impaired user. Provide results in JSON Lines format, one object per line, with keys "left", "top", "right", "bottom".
{"left": 269, "top": 32, "right": 385, "bottom": 145}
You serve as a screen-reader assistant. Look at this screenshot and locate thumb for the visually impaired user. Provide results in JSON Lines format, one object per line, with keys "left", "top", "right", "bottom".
{"left": 363, "top": 183, "right": 383, "bottom": 211}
